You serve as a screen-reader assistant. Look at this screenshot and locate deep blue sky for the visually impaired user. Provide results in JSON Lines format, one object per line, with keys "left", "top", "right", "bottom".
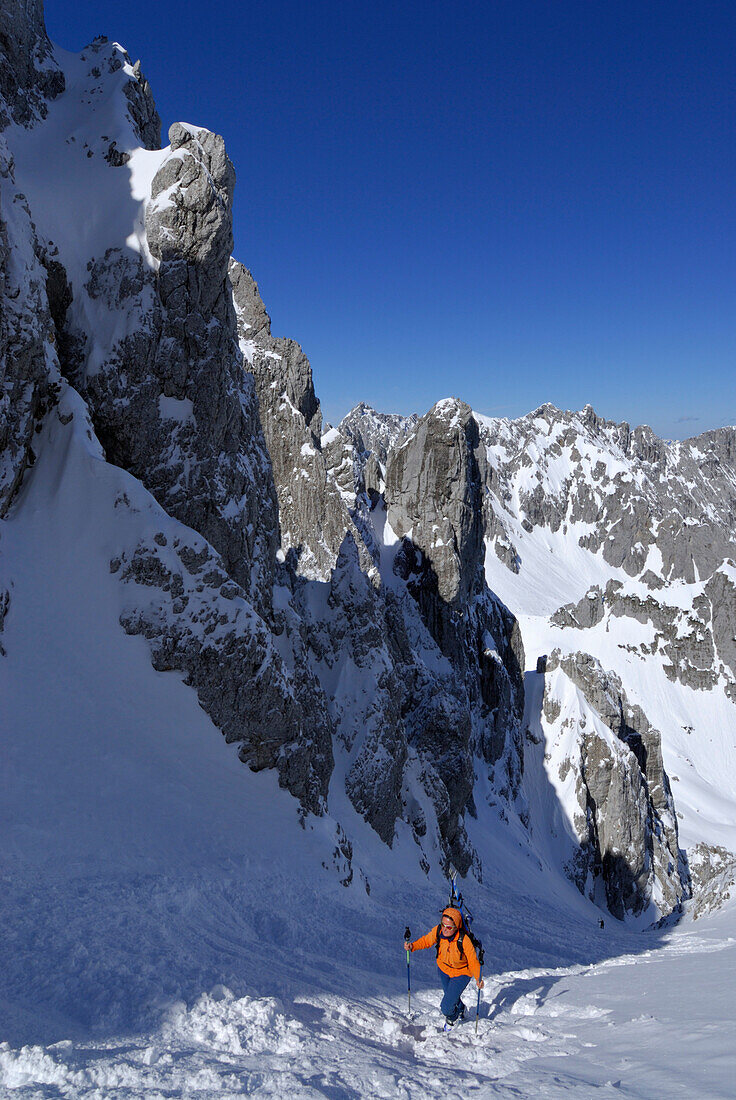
{"left": 46, "top": 1, "right": 736, "bottom": 437}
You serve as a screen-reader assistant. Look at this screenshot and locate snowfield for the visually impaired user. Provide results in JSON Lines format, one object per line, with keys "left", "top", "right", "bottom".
{"left": 2, "top": 920, "right": 735, "bottom": 1098}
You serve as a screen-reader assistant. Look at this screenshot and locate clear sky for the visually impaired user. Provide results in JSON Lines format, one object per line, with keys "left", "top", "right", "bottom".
{"left": 45, "top": 0, "right": 736, "bottom": 438}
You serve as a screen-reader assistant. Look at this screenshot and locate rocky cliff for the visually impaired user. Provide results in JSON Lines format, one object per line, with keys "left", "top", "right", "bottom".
{"left": 0, "top": 0, "right": 527, "bottom": 883}
{"left": 469, "top": 403, "right": 736, "bottom": 919}
{"left": 542, "top": 650, "right": 685, "bottom": 919}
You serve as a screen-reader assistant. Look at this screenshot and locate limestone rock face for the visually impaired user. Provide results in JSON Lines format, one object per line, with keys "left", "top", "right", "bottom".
{"left": 339, "top": 402, "right": 419, "bottom": 468}
{"left": 543, "top": 651, "right": 686, "bottom": 919}
{"left": 386, "top": 399, "right": 486, "bottom": 606}
{"left": 551, "top": 587, "right": 605, "bottom": 630}
{"left": 123, "top": 57, "right": 161, "bottom": 150}
{"left": 212, "top": 356, "right": 527, "bottom": 868}
{"left": 0, "top": 15, "right": 327, "bottom": 812}
{"left": 0, "top": 0, "right": 344, "bottom": 828}
{"left": 78, "top": 125, "right": 279, "bottom": 616}
{"left": 688, "top": 844, "right": 736, "bottom": 919}
{"left": 0, "top": 143, "right": 59, "bottom": 516}
{"left": 0, "top": 2, "right": 65, "bottom": 516}
{"left": 323, "top": 405, "right": 419, "bottom": 546}
{"left": 0, "top": 0, "right": 64, "bottom": 130}
{"left": 113, "top": 525, "right": 333, "bottom": 814}
{"left": 230, "top": 261, "right": 373, "bottom": 582}
{"left": 382, "top": 399, "right": 526, "bottom": 856}
{"left": 705, "top": 565, "right": 736, "bottom": 701}
{"left": 230, "top": 262, "right": 319, "bottom": 439}
{"left": 147, "top": 124, "right": 234, "bottom": 294}
{"left": 63, "top": 122, "right": 343, "bottom": 802}
{"left": 321, "top": 428, "right": 361, "bottom": 504}
{"left": 322, "top": 536, "right": 407, "bottom": 844}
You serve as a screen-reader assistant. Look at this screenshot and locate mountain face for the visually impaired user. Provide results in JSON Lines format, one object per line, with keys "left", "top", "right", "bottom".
{"left": 477, "top": 405, "right": 736, "bottom": 918}
{"left": 338, "top": 402, "right": 418, "bottom": 461}
{"left": 540, "top": 650, "right": 685, "bottom": 919}
{"left": 2, "top": 0, "right": 734, "bottom": 924}
{"left": 0, "top": 0, "right": 63, "bottom": 129}
{"left": 0, "top": 0, "right": 525, "bottom": 881}
{"left": 474, "top": 404, "right": 736, "bottom": 722}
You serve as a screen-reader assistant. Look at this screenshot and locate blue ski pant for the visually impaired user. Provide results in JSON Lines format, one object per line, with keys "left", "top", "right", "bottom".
{"left": 439, "top": 969, "right": 471, "bottom": 1021}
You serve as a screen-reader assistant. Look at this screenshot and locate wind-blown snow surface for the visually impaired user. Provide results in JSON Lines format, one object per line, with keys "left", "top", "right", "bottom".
{"left": 2, "top": 387, "right": 736, "bottom": 1097}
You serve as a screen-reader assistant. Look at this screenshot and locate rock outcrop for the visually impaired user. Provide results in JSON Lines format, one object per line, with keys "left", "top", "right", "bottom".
{"left": 339, "top": 402, "right": 418, "bottom": 468}
{"left": 229, "top": 261, "right": 372, "bottom": 582}
{"left": 549, "top": 569, "right": 736, "bottom": 699}
{"left": 79, "top": 123, "right": 280, "bottom": 616}
{"left": 385, "top": 400, "right": 526, "bottom": 811}
{"left": 0, "top": 146, "right": 60, "bottom": 516}
{"left": 386, "top": 399, "right": 486, "bottom": 607}
{"left": 114, "top": 525, "right": 333, "bottom": 814}
{"left": 0, "top": 0, "right": 64, "bottom": 129}
{"left": 324, "top": 403, "right": 419, "bottom": 532}
{"left": 705, "top": 564, "right": 736, "bottom": 702}
{"left": 542, "top": 650, "right": 687, "bottom": 918}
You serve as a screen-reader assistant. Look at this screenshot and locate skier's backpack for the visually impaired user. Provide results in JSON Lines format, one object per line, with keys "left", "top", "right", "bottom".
{"left": 434, "top": 865, "right": 484, "bottom": 964}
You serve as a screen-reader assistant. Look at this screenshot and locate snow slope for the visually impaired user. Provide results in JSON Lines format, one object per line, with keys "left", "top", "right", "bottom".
{"left": 3, "top": 917, "right": 736, "bottom": 1098}
{"left": 9, "top": 42, "right": 166, "bottom": 278}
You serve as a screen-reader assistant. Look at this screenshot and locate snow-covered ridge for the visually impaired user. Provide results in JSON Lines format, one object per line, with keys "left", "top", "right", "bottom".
{"left": 338, "top": 401, "right": 420, "bottom": 465}
{"left": 465, "top": 400, "right": 736, "bottom": 911}
{"left": 477, "top": 401, "right": 736, "bottom": 587}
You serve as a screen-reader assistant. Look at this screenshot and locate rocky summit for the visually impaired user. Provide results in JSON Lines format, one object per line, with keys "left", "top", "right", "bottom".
{"left": 2, "top": 0, "right": 735, "bottom": 926}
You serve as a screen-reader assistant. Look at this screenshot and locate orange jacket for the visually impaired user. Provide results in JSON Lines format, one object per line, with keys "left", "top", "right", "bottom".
{"left": 410, "top": 907, "right": 481, "bottom": 982}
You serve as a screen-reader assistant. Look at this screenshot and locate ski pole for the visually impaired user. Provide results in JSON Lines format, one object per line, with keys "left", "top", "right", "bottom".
{"left": 404, "top": 925, "right": 411, "bottom": 1015}
{"left": 475, "top": 945, "right": 485, "bottom": 1035}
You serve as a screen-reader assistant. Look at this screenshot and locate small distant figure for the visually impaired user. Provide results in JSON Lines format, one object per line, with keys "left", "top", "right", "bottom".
{"left": 599, "top": 918, "right": 605, "bottom": 930}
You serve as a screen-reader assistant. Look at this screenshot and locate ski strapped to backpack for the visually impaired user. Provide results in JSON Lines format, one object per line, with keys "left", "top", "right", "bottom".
{"left": 434, "top": 864, "right": 484, "bottom": 962}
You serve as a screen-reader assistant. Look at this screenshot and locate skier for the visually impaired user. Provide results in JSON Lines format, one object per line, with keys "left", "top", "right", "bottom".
{"left": 404, "top": 907, "right": 484, "bottom": 1027}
